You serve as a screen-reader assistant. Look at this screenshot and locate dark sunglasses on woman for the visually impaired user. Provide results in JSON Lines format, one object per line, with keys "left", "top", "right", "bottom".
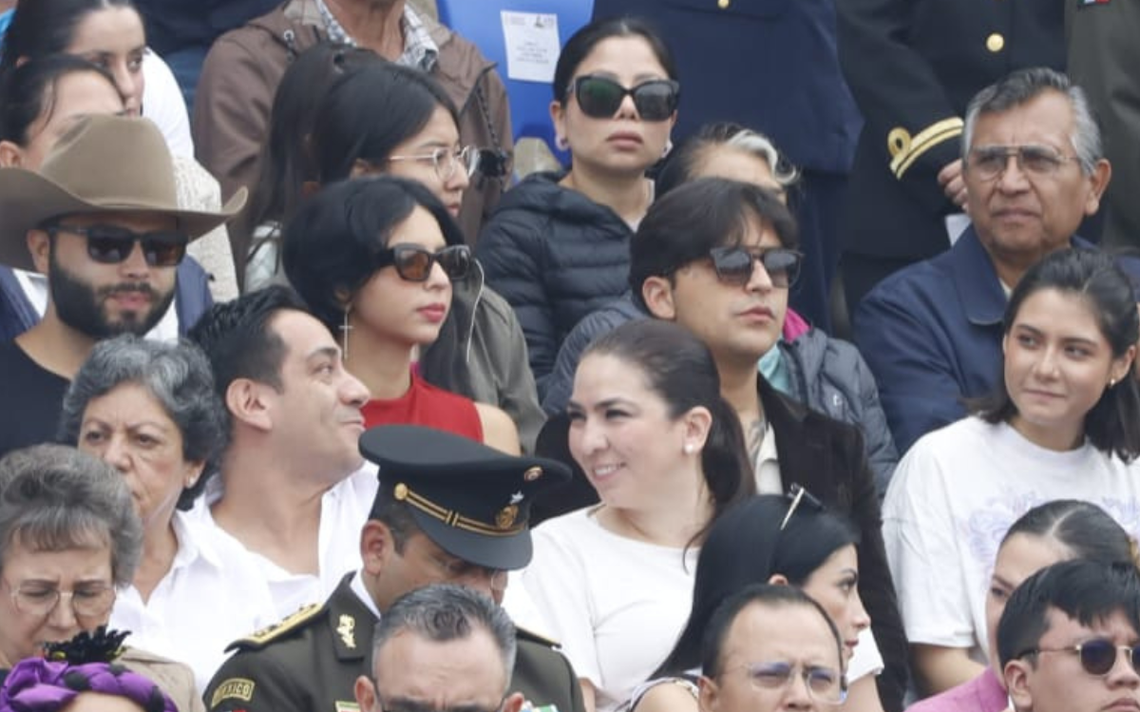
{"left": 44, "top": 224, "right": 189, "bottom": 267}
{"left": 709, "top": 246, "right": 803, "bottom": 289}
{"left": 375, "top": 244, "right": 472, "bottom": 282}
{"left": 567, "top": 75, "right": 680, "bottom": 121}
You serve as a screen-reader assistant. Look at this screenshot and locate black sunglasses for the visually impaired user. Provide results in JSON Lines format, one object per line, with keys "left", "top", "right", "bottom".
{"left": 709, "top": 246, "right": 803, "bottom": 288}
{"left": 1022, "top": 638, "right": 1140, "bottom": 677}
{"left": 375, "top": 244, "right": 472, "bottom": 282}
{"left": 568, "top": 75, "right": 680, "bottom": 121}
{"left": 46, "top": 224, "right": 189, "bottom": 267}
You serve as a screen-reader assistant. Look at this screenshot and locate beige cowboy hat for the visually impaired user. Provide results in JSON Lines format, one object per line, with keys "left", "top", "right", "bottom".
{"left": 0, "top": 114, "right": 246, "bottom": 272}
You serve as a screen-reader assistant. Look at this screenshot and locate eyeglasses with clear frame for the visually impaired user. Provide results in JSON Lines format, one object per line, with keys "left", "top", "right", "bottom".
{"left": 388, "top": 146, "right": 481, "bottom": 182}
{"left": 5, "top": 579, "right": 117, "bottom": 620}
{"left": 721, "top": 661, "right": 848, "bottom": 705}
{"left": 966, "top": 144, "right": 1082, "bottom": 181}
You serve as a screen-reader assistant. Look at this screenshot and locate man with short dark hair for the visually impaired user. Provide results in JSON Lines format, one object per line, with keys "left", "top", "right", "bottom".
{"left": 998, "top": 560, "right": 1140, "bottom": 712}
{"left": 0, "top": 114, "right": 243, "bottom": 458}
{"left": 856, "top": 67, "right": 1113, "bottom": 454}
{"left": 699, "top": 585, "right": 847, "bottom": 712}
{"left": 204, "top": 424, "right": 585, "bottom": 712}
{"left": 355, "top": 584, "right": 525, "bottom": 712}
{"left": 188, "top": 285, "right": 372, "bottom": 616}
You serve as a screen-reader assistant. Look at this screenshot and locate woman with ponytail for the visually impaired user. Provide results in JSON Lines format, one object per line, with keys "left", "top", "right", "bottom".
{"left": 522, "top": 319, "right": 754, "bottom": 712}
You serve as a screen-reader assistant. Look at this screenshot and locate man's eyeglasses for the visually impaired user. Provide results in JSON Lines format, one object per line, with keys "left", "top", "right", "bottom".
{"left": 567, "top": 75, "right": 680, "bottom": 122}
{"left": 45, "top": 224, "right": 189, "bottom": 267}
{"left": 966, "top": 144, "right": 1082, "bottom": 181}
{"left": 724, "top": 661, "right": 848, "bottom": 705}
{"left": 7, "top": 580, "right": 117, "bottom": 619}
{"left": 708, "top": 246, "right": 803, "bottom": 289}
{"left": 388, "top": 146, "right": 480, "bottom": 182}
{"left": 780, "top": 483, "right": 824, "bottom": 531}
{"left": 375, "top": 244, "right": 472, "bottom": 283}
{"left": 1019, "top": 638, "right": 1140, "bottom": 677}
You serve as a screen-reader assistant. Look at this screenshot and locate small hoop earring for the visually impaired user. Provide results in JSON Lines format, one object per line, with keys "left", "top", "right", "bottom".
{"left": 555, "top": 134, "right": 569, "bottom": 152}
{"left": 340, "top": 307, "right": 353, "bottom": 360}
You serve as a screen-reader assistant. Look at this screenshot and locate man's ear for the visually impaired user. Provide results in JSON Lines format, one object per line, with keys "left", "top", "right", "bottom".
{"left": 0, "top": 140, "right": 25, "bottom": 168}
{"left": 1004, "top": 659, "right": 1033, "bottom": 711}
{"left": 354, "top": 674, "right": 378, "bottom": 711}
{"left": 642, "top": 276, "right": 677, "bottom": 320}
{"left": 360, "top": 520, "right": 398, "bottom": 575}
{"left": 500, "top": 692, "right": 526, "bottom": 712}
{"left": 27, "top": 229, "right": 51, "bottom": 274}
{"left": 1083, "top": 159, "right": 1112, "bottom": 216}
{"left": 224, "top": 378, "right": 272, "bottom": 432}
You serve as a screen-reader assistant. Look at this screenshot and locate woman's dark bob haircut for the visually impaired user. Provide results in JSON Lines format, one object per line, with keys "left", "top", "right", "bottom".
{"left": 282, "top": 175, "right": 466, "bottom": 333}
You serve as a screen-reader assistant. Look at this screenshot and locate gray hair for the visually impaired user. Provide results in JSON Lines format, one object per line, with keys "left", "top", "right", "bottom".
{"left": 58, "top": 335, "right": 227, "bottom": 509}
{"left": 723, "top": 128, "right": 801, "bottom": 188}
{"left": 962, "top": 67, "right": 1103, "bottom": 175}
{"left": 0, "top": 444, "right": 143, "bottom": 586}
{"left": 372, "top": 584, "right": 517, "bottom": 691}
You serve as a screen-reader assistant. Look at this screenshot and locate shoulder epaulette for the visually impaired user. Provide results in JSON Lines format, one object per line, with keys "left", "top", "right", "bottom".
{"left": 515, "top": 625, "right": 560, "bottom": 648}
{"left": 225, "top": 602, "right": 324, "bottom": 652}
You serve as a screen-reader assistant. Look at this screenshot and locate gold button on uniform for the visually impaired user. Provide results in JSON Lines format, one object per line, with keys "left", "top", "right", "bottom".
{"left": 718, "top": 0, "right": 730, "bottom": 8}
{"left": 986, "top": 33, "right": 1005, "bottom": 53}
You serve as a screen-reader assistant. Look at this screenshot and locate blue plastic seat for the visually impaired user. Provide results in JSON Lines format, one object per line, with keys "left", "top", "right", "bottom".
{"left": 438, "top": 0, "right": 594, "bottom": 165}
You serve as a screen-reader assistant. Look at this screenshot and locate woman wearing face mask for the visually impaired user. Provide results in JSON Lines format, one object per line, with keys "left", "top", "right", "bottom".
{"left": 884, "top": 249, "right": 1140, "bottom": 695}
{"left": 909, "top": 499, "right": 1133, "bottom": 712}
{"left": 475, "top": 17, "right": 680, "bottom": 395}
{"left": 635, "top": 493, "right": 878, "bottom": 712}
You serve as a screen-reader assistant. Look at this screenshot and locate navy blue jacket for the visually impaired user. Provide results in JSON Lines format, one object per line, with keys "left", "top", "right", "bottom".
{"left": 592, "top": 0, "right": 861, "bottom": 174}
{"left": 134, "top": 0, "right": 279, "bottom": 54}
{"left": 855, "top": 228, "right": 1097, "bottom": 454}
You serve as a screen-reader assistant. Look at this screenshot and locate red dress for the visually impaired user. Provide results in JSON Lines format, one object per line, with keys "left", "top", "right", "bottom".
{"left": 361, "top": 371, "right": 483, "bottom": 442}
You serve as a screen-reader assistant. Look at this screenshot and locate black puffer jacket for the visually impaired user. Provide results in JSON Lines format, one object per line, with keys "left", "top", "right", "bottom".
{"left": 475, "top": 171, "right": 633, "bottom": 395}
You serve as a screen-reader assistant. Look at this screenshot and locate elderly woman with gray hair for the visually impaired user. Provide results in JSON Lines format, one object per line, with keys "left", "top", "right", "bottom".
{"left": 58, "top": 336, "right": 276, "bottom": 694}
{"left": 0, "top": 443, "right": 201, "bottom": 710}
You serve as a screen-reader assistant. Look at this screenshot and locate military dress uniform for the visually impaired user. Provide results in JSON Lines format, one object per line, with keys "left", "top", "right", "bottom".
{"left": 836, "top": 0, "right": 1066, "bottom": 308}
{"left": 205, "top": 574, "right": 585, "bottom": 712}
{"left": 205, "top": 425, "right": 581, "bottom": 712}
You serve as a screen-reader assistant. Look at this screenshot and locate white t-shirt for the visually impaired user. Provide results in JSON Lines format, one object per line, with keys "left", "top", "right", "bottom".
{"left": 142, "top": 49, "right": 193, "bottom": 158}
{"left": 194, "top": 463, "right": 379, "bottom": 618}
{"left": 522, "top": 508, "right": 699, "bottom": 712}
{"left": 883, "top": 417, "right": 1140, "bottom": 661}
{"left": 110, "top": 511, "right": 278, "bottom": 694}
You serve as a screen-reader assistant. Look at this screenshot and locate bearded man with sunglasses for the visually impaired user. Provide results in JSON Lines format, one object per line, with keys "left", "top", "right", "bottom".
{"left": 998, "top": 560, "right": 1140, "bottom": 712}
{"left": 0, "top": 114, "right": 244, "bottom": 459}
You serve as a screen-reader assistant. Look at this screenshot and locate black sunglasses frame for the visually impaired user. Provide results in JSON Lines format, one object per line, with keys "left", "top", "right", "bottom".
{"left": 568, "top": 75, "right": 680, "bottom": 121}
{"left": 709, "top": 246, "right": 804, "bottom": 289}
{"left": 45, "top": 224, "right": 189, "bottom": 267}
{"left": 374, "top": 244, "right": 472, "bottom": 283}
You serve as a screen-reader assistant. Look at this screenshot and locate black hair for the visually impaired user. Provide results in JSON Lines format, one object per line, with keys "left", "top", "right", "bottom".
{"left": 281, "top": 175, "right": 466, "bottom": 333}
{"left": 186, "top": 284, "right": 309, "bottom": 418}
{"left": 997, "top": 559, "right": 1140, "bottom": 667}
{"left": 0, "top": 0, "right": 138, "bottom": 75}
{"left": 976, "top": 249, "right": 1140, "bottom": 461}
{"left": 551, "top": 16, "right": 677, "bottom": 103}
{"left": 0, "top": 54, "right": 118, "bottom": 146}
{"left": 244, "top": 42, "right": 380, "bottom": 268}
{"left": 656, "top": 494, "right": 861, "bottom": 677}
{"left": 1002, "top": 499, "right": 1133, "bottom": 565}
{"left": 629, "top": 177, "right": 798, "bottom": 310}
{"left": 579, "top": 320, "right": 754, "bottom": 536}
{"left": 655, "top": 121, "right": 800, "bottom": 199}
{"left": 310, "top": 59, "right": 460, "bottom": 185}
{"left": 700, "top": 583, "right": 843, "bottom": 678}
